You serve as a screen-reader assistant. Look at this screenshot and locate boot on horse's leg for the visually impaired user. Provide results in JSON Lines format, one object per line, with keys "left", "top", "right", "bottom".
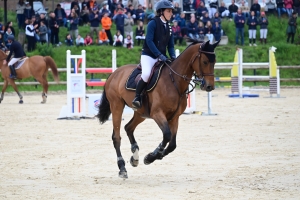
{"left": 9, "top": 65, "right": 17, "bottom": 80}
{"left": 132, "top": 79, "right": 147, "bottom": 109}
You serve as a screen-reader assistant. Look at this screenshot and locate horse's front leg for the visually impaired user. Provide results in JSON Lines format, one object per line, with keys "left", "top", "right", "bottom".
{"left": 124, "top": 112, "right": 145, "bottom": 167}
{"left": 0, "top": 79, "right": 9, "bottom": 103}
{"left": 144, "top": 115, "right": 178, "bottom": 165}
{"left": 7, "top": 79, "right": 23, "bottom": 104}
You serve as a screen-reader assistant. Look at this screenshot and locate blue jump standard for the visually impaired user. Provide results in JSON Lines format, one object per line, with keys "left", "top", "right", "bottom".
{"left": 228, "top": 94, "right": 260, "bottom": 98}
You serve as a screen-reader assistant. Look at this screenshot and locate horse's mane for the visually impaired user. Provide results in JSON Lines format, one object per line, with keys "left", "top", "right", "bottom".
{"left": 186, "top": 38, "right": 205, "bottom": 46}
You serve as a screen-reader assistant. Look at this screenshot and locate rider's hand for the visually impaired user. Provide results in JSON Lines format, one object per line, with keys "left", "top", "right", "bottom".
{"left": 158, "top": 54, "right": 167, "bottom": 62}
{"left": 3, "top": 60, "right": 7, "bottom": 65}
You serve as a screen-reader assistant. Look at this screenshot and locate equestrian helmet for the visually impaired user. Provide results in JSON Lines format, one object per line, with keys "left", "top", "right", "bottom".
{"left": 7, "top": 35, "right": 15, "bottom": 41}
{"left": 156, "top": 0, "right": 174, "bottom": 12}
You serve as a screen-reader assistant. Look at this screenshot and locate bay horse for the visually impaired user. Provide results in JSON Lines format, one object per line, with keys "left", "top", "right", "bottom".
{"left": 97, "top": 39, "right": 219, "bottom": 179}
{"left": 0, "top": 50, "right": 59, "bottom": 104}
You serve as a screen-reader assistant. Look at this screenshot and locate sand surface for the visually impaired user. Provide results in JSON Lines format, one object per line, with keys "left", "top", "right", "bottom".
{"left": 0, "top": 88, "right": 299, "bottom": 200}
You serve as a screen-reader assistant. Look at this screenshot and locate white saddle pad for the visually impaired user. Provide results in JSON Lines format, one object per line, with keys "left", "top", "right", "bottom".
{"left": 15, "top": 58, "right": 28, "bottom": 70}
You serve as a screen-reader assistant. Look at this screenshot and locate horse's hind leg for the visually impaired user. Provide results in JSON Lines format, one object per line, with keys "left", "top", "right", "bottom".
{"left": 110, "top": 100, "right": 128, "bottom": 178}
{"left": 124, "top": 112, "right": 145, "bottom": 167}
{"left": 144, "top": 114, "right": 179, "bottom": 165}
{"left": 35, "top": 74, "right": 48, "bottom": 104}
{"left": 0, "top": 80, "right": 9, "bottom": 103}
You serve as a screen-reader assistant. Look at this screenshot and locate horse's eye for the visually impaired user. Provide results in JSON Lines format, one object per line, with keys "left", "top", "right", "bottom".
{"left": 203, "top": 61, "right": 208, "bottom": 65}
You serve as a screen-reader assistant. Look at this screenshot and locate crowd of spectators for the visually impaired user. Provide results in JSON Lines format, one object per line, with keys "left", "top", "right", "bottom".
{"left": 0, "top": 0, "right": 299, "bottom": 53}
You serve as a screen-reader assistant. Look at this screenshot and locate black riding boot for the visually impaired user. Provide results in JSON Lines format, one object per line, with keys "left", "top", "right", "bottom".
{"left": 132, "top": 79, "right": 147, "bottom": 109}
{"left": 9, "top": 65, "right": 17, "bottom": 79}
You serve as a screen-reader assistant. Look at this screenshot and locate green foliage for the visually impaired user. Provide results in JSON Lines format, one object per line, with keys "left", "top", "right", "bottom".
{"left": 35, "top": 43, "right": 54, "bottom": 56}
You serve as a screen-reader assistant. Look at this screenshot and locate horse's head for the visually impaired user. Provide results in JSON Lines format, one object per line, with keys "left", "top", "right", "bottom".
{"left": 188, "top": 39, "right": 219, "bottom": 92}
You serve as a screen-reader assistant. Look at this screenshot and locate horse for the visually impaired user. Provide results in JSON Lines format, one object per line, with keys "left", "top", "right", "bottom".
{"left": 96, "top": 39, "right": 220, "bottom": 179}
{"left": 0, "top": 50, "right": 59, "bottom": 104}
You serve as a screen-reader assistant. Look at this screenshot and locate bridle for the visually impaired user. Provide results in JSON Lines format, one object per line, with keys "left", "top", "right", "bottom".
{"left": 165, "top": 42, "right": 216, "bottom": 91}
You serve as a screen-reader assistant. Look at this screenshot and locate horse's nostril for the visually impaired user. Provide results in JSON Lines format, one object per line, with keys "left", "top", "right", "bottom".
{"left": 206, "top": 86, "right": 212, "bottom": 91}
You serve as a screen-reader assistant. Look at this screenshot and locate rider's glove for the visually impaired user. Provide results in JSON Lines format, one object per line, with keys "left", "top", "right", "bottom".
{"left": 158, "top": 54, "right": 167, "bottom": 62}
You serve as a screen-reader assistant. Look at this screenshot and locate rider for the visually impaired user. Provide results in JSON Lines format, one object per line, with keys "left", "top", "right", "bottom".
{"left": 132, "top": 0, "right": 176, "bottom": 109}
{"left": 3, "top": 35, "right": 26, "bottom": 80}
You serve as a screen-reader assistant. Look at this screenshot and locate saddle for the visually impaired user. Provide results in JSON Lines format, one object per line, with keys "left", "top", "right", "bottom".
{"left": 13, "top": 57, "right": 28, "bottom": 70}
{"left": 125, "top": 61, "right": 165, "bottom": 92}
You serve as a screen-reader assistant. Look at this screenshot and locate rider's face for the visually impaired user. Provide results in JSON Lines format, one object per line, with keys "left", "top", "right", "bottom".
{"left": 163, "top": 9, "right": 173, "bottom": 21}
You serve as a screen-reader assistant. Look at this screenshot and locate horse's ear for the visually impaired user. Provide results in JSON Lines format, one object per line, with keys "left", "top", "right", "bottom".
{"left": 212, "top": 40, "right": 221, "bottom": 49}
{"left": 203, "top": 40, "right": 210, "bottom": 49}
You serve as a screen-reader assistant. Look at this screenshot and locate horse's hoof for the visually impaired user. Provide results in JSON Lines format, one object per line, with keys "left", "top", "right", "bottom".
{"left": 119, "top": 169, "right": 128, "bottom": 179}
{"left": 41, "top": 101, "right": 46, "bottom": 104}
{"left": 144, "top": 153, "right": 156, "bottom": 165}
{"left": 19, "top": 100, "right": 23, "bottom": 104}
{"left": 130, "top": 156, "right": 139, "bottom": 167}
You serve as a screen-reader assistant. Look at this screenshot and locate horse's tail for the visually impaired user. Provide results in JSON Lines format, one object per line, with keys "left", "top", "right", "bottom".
{"left": 96, "top": 88, "right": 111, "bottom": 124}
{"left": 44, "top": 56, "right": 59, "bottom": 82}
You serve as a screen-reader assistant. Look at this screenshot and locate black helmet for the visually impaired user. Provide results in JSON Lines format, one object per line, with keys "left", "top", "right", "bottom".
{"left": 7, "top": 35, "right": 15, "bottom": 41}
{"left": 156, "top": 0, "right": 174, "bottom": 12}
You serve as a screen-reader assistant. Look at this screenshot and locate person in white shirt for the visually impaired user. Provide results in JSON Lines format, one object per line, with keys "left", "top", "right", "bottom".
{"left": 113, "top": 30, "right": 123, "bottom": 46}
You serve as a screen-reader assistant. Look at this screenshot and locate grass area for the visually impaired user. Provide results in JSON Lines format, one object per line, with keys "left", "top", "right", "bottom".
{"left": 0, "top": 9, "right": 299, "bottom": 92}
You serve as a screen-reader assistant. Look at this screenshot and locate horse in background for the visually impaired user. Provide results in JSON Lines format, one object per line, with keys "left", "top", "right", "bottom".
{"left": 96, "top": 39, "right": 220, "bottom": 179}
{"left": 0, "top": 50, "right": 59, "bottom": 104}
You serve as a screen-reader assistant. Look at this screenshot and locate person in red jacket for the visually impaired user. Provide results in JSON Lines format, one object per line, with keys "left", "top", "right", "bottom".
{"left": 171, "top": 20, "right": 183, "bottom": 45}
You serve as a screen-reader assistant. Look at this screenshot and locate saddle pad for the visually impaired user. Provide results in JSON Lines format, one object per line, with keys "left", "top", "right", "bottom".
{"left": 125, "top": 62, "right": 164, "bottom": 92}
{"left": 15, "top": 57, "right": 28, "bottom": 70}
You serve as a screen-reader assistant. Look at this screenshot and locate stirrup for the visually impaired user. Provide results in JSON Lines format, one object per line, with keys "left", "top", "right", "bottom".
{"left": 132, "top": 97, "right": 142, "bottom": 109}
{"left": 9, "top": 74, "right": 17, "bottom": 80}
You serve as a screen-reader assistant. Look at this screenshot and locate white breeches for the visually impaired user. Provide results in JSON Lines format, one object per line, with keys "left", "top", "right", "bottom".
{"left": 140, "top": 55, "right": 158, "bottom": 82}
{"left": 260, "top": 29, "right": 268, "bottom": 39}
{"left": 248, "top": 30, "right": 256, "bottom": 39}
{"left": 8, "top": 57, "right": 22, "bottom": 66}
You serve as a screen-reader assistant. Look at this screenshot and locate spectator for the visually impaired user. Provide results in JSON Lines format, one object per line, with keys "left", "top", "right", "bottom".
{"left": 89, "top": 7, "right": 101, "bottom": 43}
{"left": 240, "top": 0, "right": 250, "bottom": 18}
{"left": 54, "top": 4, "right": 67, "bottom": 27}
{"left": 145, "top": 3, "right": 155, "bottom": 20}
{"left": 113, "top": 30, "right": 123, "bottom": 46}
{"left": 229, "top": 0, "right": 239, "bottom": 19}
{"left": 65, "top": 33, "right": 74, "bottom": 46}
{"left": 31, "top": 16, "right": 40, "bottom": 43}
{"left": 4, "top": 22, "right": 16, "bottom": 37}
{"left": 39, "top": 13, "right": 49, "bottom": 43}
{"left": 71, "top": 0, "right": 81, "bottom": 13}
{"left": 39, "top": 20, "right": 47, "bottom": 44}
{"left": 234, "top": 9, "right": 245, "bottom": 45}
{"left": 124, "top": 12, "right": 134, "bottom": 39}
{"left": 0, "top": 33, "right": 8, "bottom": 52}
{"left": 213, "top": 21, "right": 222, "bottom": 42}
{"left": 205, "top": 21, "right": 214, "bottom": 44}
{"left": 172, "top": 20, "right": 183, "bottom": 45}
{"left": 76, "top": 34, "right": 84, "bottom": 46}
{"left": 213, "top": 12, "right": 224, "bottom": 35}
{"left": 49, "top": 12, "right": 60, "bottom": 46}
{"left": 202, "top": 12, "right": 211, "bottom": 26}
{"left": 209, "top": 0, "right": 218, "bottom": 19}
{"left": 193, "top": 0, "right": 203, "bottom": 10}
{"left": 265, "top": 0, "right": 277, "bottom": 15}
{"left": 81, "top": 6, "right": 90, "bottom": 25}
{"left": 250, "top": 0, "right": 261, "bottom": 17}
{"left": 100, "top": 3, "right": 111, "bottom": 18}
{"left": 136, "top": 4, "right": 145, "bottom": 22}
{"left": 113, "top": 8, "right": 127, "bottom": 37}
{"left": 294, "top": 0, "right": 300, "bottom": 15}
{"left": 178, "top": 13, "right": 187, "bottom": 37}
{"left": 84, "top": 34, "right": 93, "bottom": 45}
{"left": 16, "top": 0, "right": 26, "bottom": 30}
{"left": 285, "top": 0, "right": 294, "bottom": 17}
{"left": 82, "top": 0, "right": 89, "bottom": 10}
{"left": 247, "top": 11, "right": 258, "bottom": 46}
{"left": 88, "top": 0, "right": 98, "bottom": 11}
{"left": 108, "top": 0, "right": 118, "bottom": 17}
{"left": 24, "top": 2, "right": 34, "bottom": 20}
{"left": 25, "top": 19, "right": 37, "bottom": 52}
{"left": 101, "top": 12, "right": 113, "bottom": 45}
{"left": 173, "top": 2, "right": 182, "bottom": 19}
{"left": 124, "top": 35, "right": 133, "bottom": 49}
{"left": 183, "top": 0, "right": 192, "bottom": 11}
{"left": 135, "top": 21, "right": 145, "bottom": 46}
{"left": 69, "top": 12, "right": 79, "bottom": 40}
{"left": 196, "top": 1, "right": 208, "bottom": 20}
{"left": 276, "top": 0, "right": 287, "bottom": 18}
{"left": 72, "top": 4, "right": 81, "bottom": 18}
{"left": 258, "top": 11, "right": 268, "bottom": 44}
{"left": 132, "top": 0, "right": 139, "bottom": 10}
{"left": 286, "top": 11, "right": 297, "bottom": 43}
{"left": 127, "top": 5, "right": 137, "bottom": 20}
{"left": 219, "top": 1, "right": 230, "bottom": 18}
{"left": 187, "top": 16, "right": 199, "bottom": 39}
{"left": 99, "top": 28, "right": 110, "bottom": 45}
{"left": 4, "top": 27, "right": 14, "bottom": 49}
